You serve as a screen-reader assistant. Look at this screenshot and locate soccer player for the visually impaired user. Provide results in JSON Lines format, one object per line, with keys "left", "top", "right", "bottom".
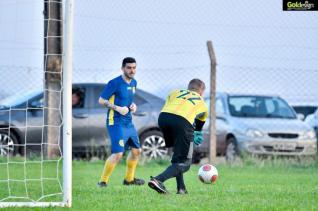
{"left": 97, "top": 57, "right": 144, "bottom": 188}
{"left": 148, "top": 79, "right": 208, "bottom": 194}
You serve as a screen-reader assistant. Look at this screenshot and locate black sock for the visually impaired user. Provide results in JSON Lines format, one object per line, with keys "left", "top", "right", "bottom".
{"left": 176, "top": 173, "right": 186, "bottom": 190}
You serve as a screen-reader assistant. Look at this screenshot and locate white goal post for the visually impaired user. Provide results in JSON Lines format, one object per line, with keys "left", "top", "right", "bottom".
{"left": 62, "top": 0, "right": 73, "bottom": 207}
{"left": 0, "top": 0, "right": 73, "bottom": 208}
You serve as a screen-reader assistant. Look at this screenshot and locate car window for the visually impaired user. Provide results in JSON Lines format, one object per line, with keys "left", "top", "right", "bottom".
{"left": 29, "top": 94, "right": 44, "bottom": 108}
{"left": 265, "top": 98, "right": 293, "bottom": 117}
{"left": 134, "top": 94, "right": 147, "bottom": 106}
{"left": 215, "top": 98, "right": 225, "bottom": 114}
{"left": 92, "top": 86, "right": 104, "bottom": 108}
{"left": 228, "top": 96, "right": 296, "bottom": 119}
{"left": 72, "top": 88, "right": 85, "bottom": 108}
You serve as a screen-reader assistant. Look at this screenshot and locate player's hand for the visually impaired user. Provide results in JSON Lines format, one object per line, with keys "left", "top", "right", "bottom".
{"left": 115, "top": 106, "right": 129, "bottom": 116}
{"left": 194, "top": 131, "right": 204, "bottom": 145}
{"left": 129, "top": 103, "right": 137, "bottom": 113}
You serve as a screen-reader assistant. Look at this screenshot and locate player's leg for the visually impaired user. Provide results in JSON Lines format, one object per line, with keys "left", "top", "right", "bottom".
{"left": 154, "top": 114, "right": 193, "bottom": 182}
{"left": 122, "top": 124, "right": 144, "bottom": 185}
{"left": 154, "top": 162, "right": 190, "bottom": 182}
{"left": 98, "top": 125, "right": 125, "bottom": 187}
{"left": 173, "top": 139, "right": 193, "bottom": 194}
{"left": 148, "top": 113, "right": 178, "bottom": 193}
{"left": 148, "top": 163, "right": 190, "bottom": 194}
{"left": 99, "top": 152, "right": 123, "bottom": 186}
{"left": 148, "top": 113, "right": 193, "bottom": 193}
{"left": 176, "top": 173, "right": 188, "bottom": 194}
{"left": 125, "top": 147, "right": 140, "bottom": 182}
{"left": 123, "top": 148, "right": 144, "bottom": 185}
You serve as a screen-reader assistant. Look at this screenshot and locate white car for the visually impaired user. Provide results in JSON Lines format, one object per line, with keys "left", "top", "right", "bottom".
{"left": 305, "top": 108, "right": 318, "bottom": 139}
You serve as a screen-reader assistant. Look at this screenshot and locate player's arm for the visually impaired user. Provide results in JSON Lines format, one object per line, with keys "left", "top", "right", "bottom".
{"left": 193, "top": 118, "right": 205, "bottom": 146}
{"left": 193, "top": 107, "right": 208, "bottom": 145}
{"left": 195, "top": 109, "right": 208, "bottom": 131}
{"left": 98, "top": 97, "right": 115, "bottom": 109}
{"left": 98, "top": 97, "right": 129, "bottom": 115}
{"left": 193, "top": 117, "right": 206, "bottom": 146}
{"left": 99, "top": 80, "right": 129, "bottom": 115}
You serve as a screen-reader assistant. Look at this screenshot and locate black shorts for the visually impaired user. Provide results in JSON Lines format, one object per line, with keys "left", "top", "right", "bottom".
{"left": 158, "top": 112, "right": 194, "bottom": 163}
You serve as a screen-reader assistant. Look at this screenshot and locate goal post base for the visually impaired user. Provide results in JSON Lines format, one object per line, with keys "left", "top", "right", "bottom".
{"left": 0, "top": 201, "right": 70, "bottom": 208}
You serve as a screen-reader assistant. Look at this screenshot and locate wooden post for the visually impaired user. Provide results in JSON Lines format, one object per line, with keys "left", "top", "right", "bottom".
{"left": 44, "top": 0, "right": 63, "bottom": 158}
{"left": 207, "top": 41, "right": 217, "bottom": 163}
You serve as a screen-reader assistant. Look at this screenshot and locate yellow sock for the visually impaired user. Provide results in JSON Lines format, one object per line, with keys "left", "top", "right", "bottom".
{"left": 125, "top": 159, "right": 138, "bottom": 182}
{"left": 100, "top": 160, "right": 116, "bottom": 183}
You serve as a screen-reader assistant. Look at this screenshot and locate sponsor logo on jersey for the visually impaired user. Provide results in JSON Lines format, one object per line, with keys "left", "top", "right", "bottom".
{"left": 119, "top": 139, "right": 124, "bottom": 147}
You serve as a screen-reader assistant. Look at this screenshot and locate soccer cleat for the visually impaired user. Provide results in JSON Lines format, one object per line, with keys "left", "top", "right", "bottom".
{"left": 176, "top": 189, "right": 188, "bottom": 194}
{"left": 123, "top": 178, "right": 145, "bottom": 186}
{"left": 148, "top": 176, "right": 168, "bottom": 194}
{"left": 97, "top": 181, "right": 107, "bottom": 188}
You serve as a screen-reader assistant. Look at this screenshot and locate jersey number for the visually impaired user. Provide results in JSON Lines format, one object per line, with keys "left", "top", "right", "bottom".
{"left": 176, "top": 90, "right": 200, "bottom": 105}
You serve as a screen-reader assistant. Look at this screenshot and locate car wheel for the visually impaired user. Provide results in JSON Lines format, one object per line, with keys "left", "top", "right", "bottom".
{"left": 225, "top": 137, "right": 238, "bottom": 163}
{"left": 140, "top": 130, "right": 168, "bottom": 160}
{"left": 0, "top": 129, "right": 18, "bottom": 156}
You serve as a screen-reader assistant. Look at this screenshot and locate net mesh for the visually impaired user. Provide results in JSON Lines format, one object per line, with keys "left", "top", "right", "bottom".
{"left": 0, "top": 0, "right": 64, "bottom": 203}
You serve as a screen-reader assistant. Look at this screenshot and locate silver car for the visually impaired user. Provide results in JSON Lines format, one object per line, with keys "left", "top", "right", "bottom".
{"left": 305, "top": 108, "right": 318, "bottom": 138}
{"left": 194, "top": 93, "right": 317, "bottom": 161}
{"left": 0, "top": 83, "right": 166, "bottom": 159}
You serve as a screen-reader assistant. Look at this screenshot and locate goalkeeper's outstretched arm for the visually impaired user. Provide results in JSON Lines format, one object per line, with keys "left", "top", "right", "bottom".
{"left": 98, "top": 97, "right": 129, "bottom": 115}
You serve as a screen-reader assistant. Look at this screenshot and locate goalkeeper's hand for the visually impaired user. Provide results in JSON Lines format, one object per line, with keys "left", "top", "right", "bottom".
{"left": 115, "top": 106, "right": 129, "bottom": 116}
{"left": 194, "top": 131, "right": 204, "bottom": 146}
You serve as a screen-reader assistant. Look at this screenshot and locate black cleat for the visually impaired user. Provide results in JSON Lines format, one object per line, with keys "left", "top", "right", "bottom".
{"left": 97, "top": 181, "right": 107, "bottom": 188}
{"left": 148, "top": 176, "right": 168, "bottom": 194}
{"left": 123, "top": 178, "right": 145, "bottom": 186}
{"left": 177, "top": 189, "right": 188, "bottom": 194}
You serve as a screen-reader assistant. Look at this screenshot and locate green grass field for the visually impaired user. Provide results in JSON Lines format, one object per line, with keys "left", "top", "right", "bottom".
{"left": 2, "top": 158, "right": 318, "bottom": 211}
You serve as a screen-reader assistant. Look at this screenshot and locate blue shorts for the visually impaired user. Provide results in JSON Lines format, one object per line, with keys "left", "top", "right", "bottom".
{"left": 107, "top": 123, "right": 140, "bottom": 153}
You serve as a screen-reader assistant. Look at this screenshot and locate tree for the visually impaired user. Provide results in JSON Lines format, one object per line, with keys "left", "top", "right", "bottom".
{"left": 44, "top": 0, "right": 63, "bottom": 158}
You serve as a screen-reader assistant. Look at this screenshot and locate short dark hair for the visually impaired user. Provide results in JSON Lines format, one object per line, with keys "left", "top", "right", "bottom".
{"left": 122, "top": 57, "right": 136, "bottom": 67}
{"left": 188, "top": 79, "right": 206, "bottom": 93}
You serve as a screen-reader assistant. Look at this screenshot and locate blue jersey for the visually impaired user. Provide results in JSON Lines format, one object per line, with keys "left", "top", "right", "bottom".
{"left": 100, "top": 75, "right": 137, "bottom": 126}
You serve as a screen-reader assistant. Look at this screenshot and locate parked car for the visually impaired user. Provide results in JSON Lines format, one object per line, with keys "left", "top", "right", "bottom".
{"left": 0, "top": 83, "right": 166, "bottom": 159}
{"left": 193, "top": 93, "right": 317, "bottom": 162}
{"left": 292, "top": 105, "right": 318, "bottom": 120}
{"left": 305, "top": 108, "right": 318, "bottom": 138}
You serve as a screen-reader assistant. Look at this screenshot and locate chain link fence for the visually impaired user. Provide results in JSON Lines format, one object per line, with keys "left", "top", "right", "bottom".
{"left": 1, "top": 0, "right": 318, "bottom": 161}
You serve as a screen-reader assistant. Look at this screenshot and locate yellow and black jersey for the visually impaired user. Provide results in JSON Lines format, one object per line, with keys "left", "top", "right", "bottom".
{"left": 161, "top": 89, "right": 208, "bottom": 125}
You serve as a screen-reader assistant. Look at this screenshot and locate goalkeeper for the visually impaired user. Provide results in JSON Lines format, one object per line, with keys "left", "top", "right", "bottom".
{"left": 97, "top": 57, "right": 144, "bottom": 188}
{"left": 148, "top": 79, "right": 208, "bottom": 194}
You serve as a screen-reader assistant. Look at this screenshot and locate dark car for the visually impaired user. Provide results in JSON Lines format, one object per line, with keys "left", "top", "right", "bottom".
{"left": 292, "top": 105, "right": 318, "bottom": 120}
{"left": 0, "top": 83, "right": 167, "bottom": 159}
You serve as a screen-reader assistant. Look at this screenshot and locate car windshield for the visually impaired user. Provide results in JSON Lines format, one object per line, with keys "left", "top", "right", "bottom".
{"left": 228, "top": 96, "right": 296, "bottom": 119}
{"left": 0, "top": 90, "right": 41, "bottom": 108}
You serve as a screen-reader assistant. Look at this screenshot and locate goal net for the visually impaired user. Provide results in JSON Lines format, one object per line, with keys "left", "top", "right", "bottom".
{"left": 0, "top": 0, "right": 72, "bottom": 207}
